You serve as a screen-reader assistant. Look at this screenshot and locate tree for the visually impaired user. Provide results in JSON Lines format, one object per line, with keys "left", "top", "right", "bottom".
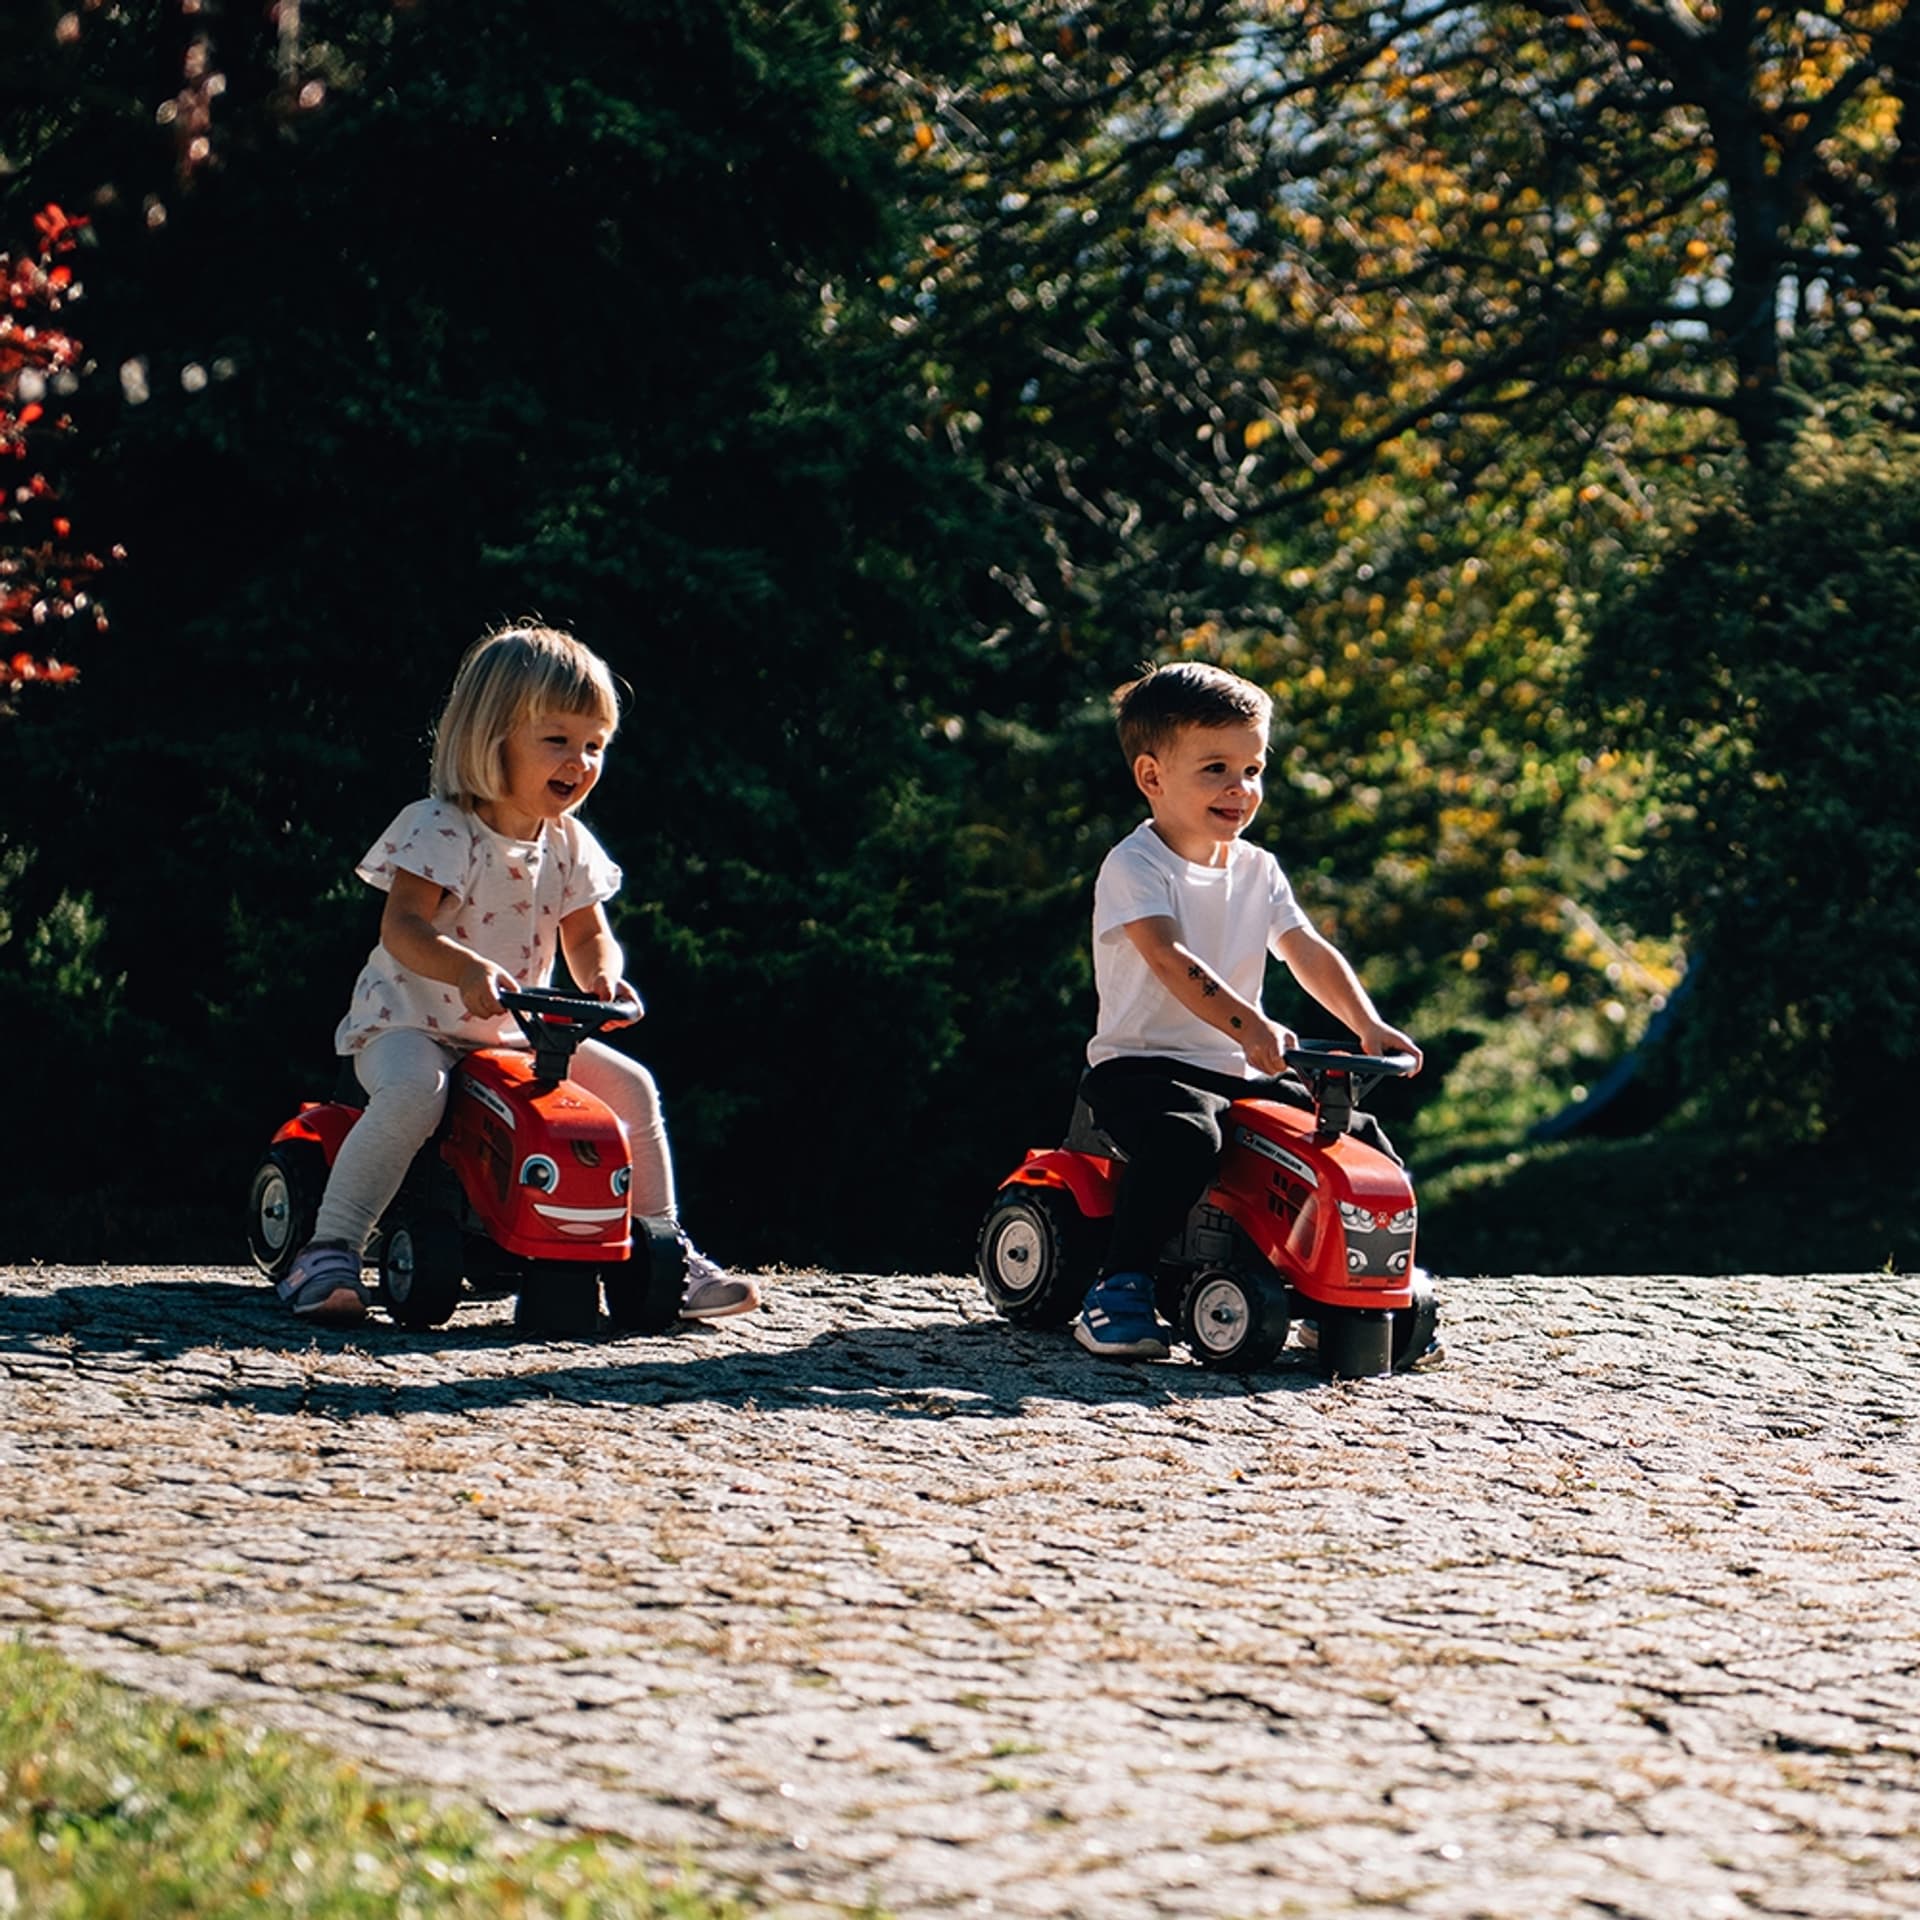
{"left": 0, "top": 0, "right": 1013, "bottom": 1263}
{"left": 0, "top": 201, "right": 101, "bottom": 703}
{"left": 1584, "top": 278, "right": 1920, "bottom": 1144}
{"left": 842, "top": 0, "right": 1920, "bottom": 1137}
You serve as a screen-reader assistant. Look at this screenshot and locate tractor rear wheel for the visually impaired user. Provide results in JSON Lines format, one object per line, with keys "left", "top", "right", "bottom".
{"left": 976, "top": 1187, "right": 1095, "bottom": 1328}
{"left": 246, "top": 1142, "right": 324, "bottom": 1282}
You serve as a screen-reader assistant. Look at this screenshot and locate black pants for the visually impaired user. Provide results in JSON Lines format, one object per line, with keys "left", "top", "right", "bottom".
{"left": 1082, "top": 1056, "right": 1400, "bottom": 1278}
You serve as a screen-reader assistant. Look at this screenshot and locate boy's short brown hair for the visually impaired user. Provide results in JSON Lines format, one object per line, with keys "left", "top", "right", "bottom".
{"left": 1113, "top": 661, "right": 1273, "bottom": 763}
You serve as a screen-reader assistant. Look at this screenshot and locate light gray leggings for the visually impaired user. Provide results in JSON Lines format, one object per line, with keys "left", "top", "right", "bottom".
{"left": 312, "top": 1027, "right": 675, "bottom": 1252}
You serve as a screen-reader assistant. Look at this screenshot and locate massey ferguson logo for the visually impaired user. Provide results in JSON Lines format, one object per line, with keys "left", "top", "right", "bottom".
{"left": 1234, "top": 1127, "right": 1317, "bottom": 1187}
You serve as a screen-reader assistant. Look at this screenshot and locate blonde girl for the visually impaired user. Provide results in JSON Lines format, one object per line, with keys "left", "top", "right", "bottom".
{"left": 279, "top": 623, "right": 757, "bottom": 1326}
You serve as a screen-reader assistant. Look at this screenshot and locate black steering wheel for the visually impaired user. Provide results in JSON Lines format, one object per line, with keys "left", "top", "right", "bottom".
{"left": 1286, "top": 1038, "right": 1418, "bottom": 1077}
{"left": 500, "top": 985, "right": 644, "bottom": 1080}
{"left": 1283, "top": 1038, "right": 1416, "bottom": 1139}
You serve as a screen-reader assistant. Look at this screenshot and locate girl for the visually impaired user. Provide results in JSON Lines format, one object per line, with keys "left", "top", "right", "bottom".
{"left": 279, "top": 623, "right": 758, "bottom": 1328}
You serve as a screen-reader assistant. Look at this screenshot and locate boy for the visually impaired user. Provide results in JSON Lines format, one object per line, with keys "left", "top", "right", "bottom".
{"left": 1074, "top": 661, "right": 1421, "bottom": 1360}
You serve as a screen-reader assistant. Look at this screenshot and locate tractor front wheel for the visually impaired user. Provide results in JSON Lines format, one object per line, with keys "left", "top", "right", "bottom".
{"left": 1180, "top": 1268, "right": 1290, "bottom": 1372}
{"left": 1391, "top": 1267, "right": 1443, "bottom": 1372}
{"left": 378, "top": 1209, "right": 465, "bottom": 1329}
{"left": 604, "top": 1217, "right": 687, "bottom": 1336}
{"left": 514, "top": 1264, "right": 603, "bottom": 1338}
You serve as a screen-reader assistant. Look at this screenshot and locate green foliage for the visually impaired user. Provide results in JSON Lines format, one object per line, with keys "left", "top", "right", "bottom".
{"left": 0, "top": 1639, "right": 744, "bottom": 1917}
{"left": 8, "top": 1, "right": 1920, "bottom": 1266}
{"left": 1420, "top": 1127, "right": 1920, "bottom": 1278}
{"left": 0, "top": 0, "right": 1021, "bottom": 1265}
{"left": 1585, "top": 326, "right": 1920, "bottom": 1142}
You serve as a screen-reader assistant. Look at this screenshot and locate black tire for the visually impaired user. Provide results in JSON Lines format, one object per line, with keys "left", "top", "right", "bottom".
{"left": 976, "top": 1186, "right": 1095, "bottom": 1328}
{"left": 514, "top": 1263, "right": 604, "bottom": 1338}
{"left": 1391, "top": 1267, "right": 1443, "bottom": 1372}
{"left": 378, "top": 1208, "right": 465, "bottom": 1329}
{"left": 1317, "top": 1306, "right": 1395, "bottom": 1379}
{"left": 246, "top": 1142, "right": 323, "bottom": 1281}
{"left": 604, "top": 1216, "right": 687, "bottom": 1335}
{"left": 1180, "top": 1267, "right": 1291, "bottom": 1372}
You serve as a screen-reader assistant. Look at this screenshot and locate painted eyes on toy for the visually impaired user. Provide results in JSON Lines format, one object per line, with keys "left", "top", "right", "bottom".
{"left": 1337, "top": 1201, "right": 1419, "bottom": 1235}
{"left": 520, "top": 1154, "right": 559, "bottom": 1192}
{"left": 611, "top": 1166, "right": 631, "bottom": 1198}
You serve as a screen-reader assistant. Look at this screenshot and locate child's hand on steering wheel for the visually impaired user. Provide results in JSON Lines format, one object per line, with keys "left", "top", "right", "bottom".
{"left": 459, "top": 959, "right": 518, "bottom": 1020}
{"left": 585, "top": 974, "right": 644, "bottom": 1027}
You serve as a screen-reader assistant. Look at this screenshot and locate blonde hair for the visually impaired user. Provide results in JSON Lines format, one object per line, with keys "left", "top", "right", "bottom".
{"left": 429, "top": 623, "right": 621, "bottom": 807}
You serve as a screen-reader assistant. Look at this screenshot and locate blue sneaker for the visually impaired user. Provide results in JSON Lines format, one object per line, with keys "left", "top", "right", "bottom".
{"left": 1073, "top": 1272, "right": 1169, "bottom": 1360}
{"left": 277, "top": 1242, "right": 369, "bottom": 1326}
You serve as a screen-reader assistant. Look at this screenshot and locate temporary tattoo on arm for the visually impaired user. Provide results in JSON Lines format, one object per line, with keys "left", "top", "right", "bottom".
{"left": 1186, "top": 963, "right": 1219, "bottom": 999}
{"left": 1230, "top": 1016, "right": 1244, "bottom": 1029}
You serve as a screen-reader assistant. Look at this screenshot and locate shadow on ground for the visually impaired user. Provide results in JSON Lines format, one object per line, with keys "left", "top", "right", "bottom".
{"left": 0, "top": 1275, "right": 1329, "bottom": 1420}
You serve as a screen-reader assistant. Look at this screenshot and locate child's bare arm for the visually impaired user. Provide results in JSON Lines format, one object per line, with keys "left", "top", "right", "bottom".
{"left": 1274, "top": 925, "right": 1422, "bottom": 1070}
{"left": 380, "top": 870, "right": 518, "bottom": 1018}
{"left": 380, "top": 870, "right": 517, "bottom": 1018}
{"left": 558, "top": 902, "right": 630, "bottom": 1007}
{"left": 1121, "top": 915, "right": 1294, "bottom": 1074}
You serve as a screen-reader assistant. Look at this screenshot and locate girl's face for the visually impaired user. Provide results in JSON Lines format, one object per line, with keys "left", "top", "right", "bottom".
{"left": 481, "top": 709, "right": 610, "bottom": 839}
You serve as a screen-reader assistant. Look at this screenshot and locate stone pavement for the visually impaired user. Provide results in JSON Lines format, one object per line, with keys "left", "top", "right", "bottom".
{"left": 1, "top": 1262, "right": 1917, "bottom": 1918}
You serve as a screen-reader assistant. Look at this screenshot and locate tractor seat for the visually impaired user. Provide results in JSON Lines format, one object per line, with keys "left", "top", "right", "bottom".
{"left": 331, "top": 1059, "right": 369, "bottom": 1110}
{"left": 1064, "top": 1095, "right": 1126, "bottom": 1159}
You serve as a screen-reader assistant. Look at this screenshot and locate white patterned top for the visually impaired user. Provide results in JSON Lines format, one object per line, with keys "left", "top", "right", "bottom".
{"left": 333, "top": 797, "right": 622, "bottom": 1055}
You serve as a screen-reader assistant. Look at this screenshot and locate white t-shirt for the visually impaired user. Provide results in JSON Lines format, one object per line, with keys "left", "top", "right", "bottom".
{"left": 334, "top": 797, "right": 623, "bottom": 1055}
{"left": 1087, "top": 820, "right": 1310, "bottom": 1077}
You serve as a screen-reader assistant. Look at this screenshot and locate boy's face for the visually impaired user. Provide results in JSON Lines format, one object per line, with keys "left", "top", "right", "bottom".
{"left": 1135, "top": 719, "right": 1269, "bottom": 864}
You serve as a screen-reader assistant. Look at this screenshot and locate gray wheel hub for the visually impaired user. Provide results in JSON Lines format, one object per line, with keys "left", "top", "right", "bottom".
{"left": 1189, "top": 1274, "right": 1252, "bottom": 1355}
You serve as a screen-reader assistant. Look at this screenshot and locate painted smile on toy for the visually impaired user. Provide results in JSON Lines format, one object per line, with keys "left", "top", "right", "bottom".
{"left": 532, "top": 1201, "right": 629, "bottom": 1237}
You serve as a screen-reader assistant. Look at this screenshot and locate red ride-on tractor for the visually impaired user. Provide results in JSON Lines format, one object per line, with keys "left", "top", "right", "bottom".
{"left": 246, "top": 988, "right": 686, "bottom": 1336}
{"left": 976, "top": 1042, "right": 1440, "bottom": 1377}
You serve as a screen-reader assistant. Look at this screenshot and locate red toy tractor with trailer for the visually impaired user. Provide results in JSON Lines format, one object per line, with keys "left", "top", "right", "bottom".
{"left": 246, "top": 987, "right": 686, "bottom": 1336}
{"left": 976, "top": 1042, "right": 1440, "bottom": 1376}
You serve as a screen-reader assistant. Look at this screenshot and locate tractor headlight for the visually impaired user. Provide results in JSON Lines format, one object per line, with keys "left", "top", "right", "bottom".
{"left": 1337, "top": 1201, "right": 1375, "bottom": 1232}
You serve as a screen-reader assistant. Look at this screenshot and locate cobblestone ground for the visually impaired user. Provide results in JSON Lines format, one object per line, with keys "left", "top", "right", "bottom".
{"left": 2, "top": 1262, "right": 1917, "bottom": 1918}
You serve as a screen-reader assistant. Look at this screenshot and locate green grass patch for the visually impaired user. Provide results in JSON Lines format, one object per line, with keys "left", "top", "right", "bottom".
{"left": 1417, "top": 1128, "right": 1917, "bottom": 1276}
{"left": 0, "top": 1641, "right": 749, "bottom": 1918}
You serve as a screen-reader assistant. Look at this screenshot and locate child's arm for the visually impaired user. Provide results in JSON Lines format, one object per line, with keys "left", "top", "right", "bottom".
{"left": 558, "top": 902, "right": 633, "bottom": 1009}
{"left": 1274, "top": 924, "right": 1423, "bottom": 1070}
{"left": 1121, "top": 915, "right": 1296, "bottom": 1075}
{"left": 380, "top": 869, "right": 517, "bottom": 1018}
